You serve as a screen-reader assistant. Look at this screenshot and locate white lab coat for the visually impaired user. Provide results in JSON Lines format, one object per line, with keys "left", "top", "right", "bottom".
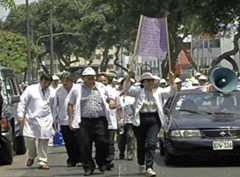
{"left": 68, "top": 82, "right": 114, "bottom": 128}
{"left": 17, "top": 83, "right": 54, "bottom": 139}
{"left": 128, "top": 86, "right": 174, "bottom": 127}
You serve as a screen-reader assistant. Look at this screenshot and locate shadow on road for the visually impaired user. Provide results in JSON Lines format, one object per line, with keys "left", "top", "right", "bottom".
{"left": 155, "top": 151, "right": 240, "bottom": 168}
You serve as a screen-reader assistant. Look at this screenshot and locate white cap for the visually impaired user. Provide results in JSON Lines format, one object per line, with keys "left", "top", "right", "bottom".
{"left": 199, "top": 75, "right": 207, "bottom": 81}
{"left": 82, "top": 67, "right": 96, "bottom": 76}
{"left": 52, "top": 75, "right": 60, "bottom": 80}
{"left": 174, "top": 77, "right": 182, "bottom": 83}
{"left": 160, "top": 78, "right": 167, "bottom": 84}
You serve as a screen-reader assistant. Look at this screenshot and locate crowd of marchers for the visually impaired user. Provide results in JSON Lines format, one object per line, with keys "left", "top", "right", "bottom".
{"left": 16, "top": 67, "right": 210, "bottom": 176}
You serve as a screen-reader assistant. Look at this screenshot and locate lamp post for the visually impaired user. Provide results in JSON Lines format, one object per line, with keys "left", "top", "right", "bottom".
{"left": 26, "top": 0, "right": 32, "bottom": 82}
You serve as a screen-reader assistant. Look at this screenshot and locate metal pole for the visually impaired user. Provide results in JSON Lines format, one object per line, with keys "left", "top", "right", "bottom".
{"left": 26, "top": 0, "right": 31, "bottom": 82}
{"left": 49, "top": 1, "right": 54, "bottom": 75}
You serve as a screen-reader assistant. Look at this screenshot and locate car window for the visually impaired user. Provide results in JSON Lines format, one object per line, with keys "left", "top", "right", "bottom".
{"left": 174, "top": 92, "right": 240, "bottom": 114}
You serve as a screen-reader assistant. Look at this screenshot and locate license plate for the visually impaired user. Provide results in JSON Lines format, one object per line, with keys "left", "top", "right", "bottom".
{"left": 212, "top": 140, "right": 233, "bottom": 150}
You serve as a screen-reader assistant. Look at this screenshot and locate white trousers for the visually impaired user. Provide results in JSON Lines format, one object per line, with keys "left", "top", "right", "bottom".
{"left": 24, "top": 137, "right": 49, "bottom": 165}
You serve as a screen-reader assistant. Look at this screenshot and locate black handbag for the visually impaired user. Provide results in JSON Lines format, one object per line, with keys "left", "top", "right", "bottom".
{"left": 0, "top": 135, "right": 13, "bottom": 165}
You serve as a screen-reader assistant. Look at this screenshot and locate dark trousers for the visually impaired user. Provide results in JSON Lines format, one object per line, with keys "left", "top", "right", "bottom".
{"left": 60, "top": 125, "right": 81, "bottom": 164}
{"left": 133, "top": 112, "right": 161, "bottom": 169}
{"left": 118, "top": 124, "right": 135, "bottom": 158}
{"left": 106, "top": 130, "right": 116, "bottom": 163}
{"left": 77, "top": 117, "right": 108, "bottom": 171}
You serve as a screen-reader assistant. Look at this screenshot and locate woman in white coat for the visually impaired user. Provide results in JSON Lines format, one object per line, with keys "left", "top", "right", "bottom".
{"left": 125, "top": 72, "right": 175, "bottom": 177}
{"left": 17, "top": 74, "right": 54, "bottom": 169}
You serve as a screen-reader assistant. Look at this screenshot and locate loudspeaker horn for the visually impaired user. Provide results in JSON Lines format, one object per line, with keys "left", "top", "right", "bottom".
{"left": 209, "top": 67, "right": 237, "bottom": 94}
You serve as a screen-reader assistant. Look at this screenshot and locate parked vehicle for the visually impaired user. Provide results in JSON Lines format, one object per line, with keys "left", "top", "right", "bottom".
{"left": 0, "top": 66, "right": 26, "bottom": 157}
{"left": 160, "top": 90, "right": 240, "bottom": 165}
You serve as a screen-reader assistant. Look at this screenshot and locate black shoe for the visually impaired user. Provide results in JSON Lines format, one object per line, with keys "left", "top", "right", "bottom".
{"left": 84, "top": 169, "right": 94, "bottom": 176}
{"left": 106, "top": 162, "right": 114, "bottom": 170}
{"left": 119, "top": 154, "right": 125, "bottom": 160}
{"left": 67, "top": 162, "right": 76, "bottom": 167}
{"left": 99, "top": 165, "right": 106, "bottom": 173}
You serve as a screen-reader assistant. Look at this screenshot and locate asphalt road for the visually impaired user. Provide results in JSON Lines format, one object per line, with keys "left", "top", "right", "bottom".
{"left": 1, "top": 146, "right": 240, "bottom": 177}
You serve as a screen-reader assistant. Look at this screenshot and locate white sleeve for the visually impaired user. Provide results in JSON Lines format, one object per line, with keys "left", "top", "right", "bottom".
{"left": 17, "top": 87, "right": 31, "bottom": 118}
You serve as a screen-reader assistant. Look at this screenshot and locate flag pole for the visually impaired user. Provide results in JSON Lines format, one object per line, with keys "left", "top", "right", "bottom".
{"left": 165, "top": 17, "right": 172, "bottom": 74}
{"left": 130, "top": 15, "right": 144, "bottom": 74}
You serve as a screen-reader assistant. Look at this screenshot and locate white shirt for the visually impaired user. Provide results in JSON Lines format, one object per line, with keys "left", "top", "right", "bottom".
{"left": 17, "top": 83, "right": 54, "bottom": 139}
{"left": 53, "top": 84, "right": 75, "bottom": 126}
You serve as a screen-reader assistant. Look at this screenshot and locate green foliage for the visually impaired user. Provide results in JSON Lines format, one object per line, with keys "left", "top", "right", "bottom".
{"left": 0, "top": 0, "right": 15, "bottom": 9}
{"left": 2, "top": 0, "right": 240, "bottom": 72}
{"left": 0, "top": 30, "right": 39, "bottom": 73}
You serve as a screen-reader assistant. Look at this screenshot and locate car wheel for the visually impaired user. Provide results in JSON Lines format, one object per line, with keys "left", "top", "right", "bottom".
{"left": 14, "top": 136, "right": 26, "bottom": 155}
{"left": 164, "top": 150, "right": 175, "bottom": 165}
{"left": 0, "top": 136, "right": 13, "bottom": 165}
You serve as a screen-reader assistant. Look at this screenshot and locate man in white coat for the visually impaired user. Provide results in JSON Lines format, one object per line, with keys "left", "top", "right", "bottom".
{"left": 17, "top": 73, "right": 54, "bottom": 169}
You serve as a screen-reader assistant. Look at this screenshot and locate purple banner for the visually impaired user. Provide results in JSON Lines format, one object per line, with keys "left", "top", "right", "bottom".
{"left": 137, "top": 16, "right": 168, "bottom": 60}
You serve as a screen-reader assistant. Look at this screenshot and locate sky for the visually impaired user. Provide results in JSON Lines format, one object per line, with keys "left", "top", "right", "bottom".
{"left": 0, "top": 0, "right": 37, "bottom": 20}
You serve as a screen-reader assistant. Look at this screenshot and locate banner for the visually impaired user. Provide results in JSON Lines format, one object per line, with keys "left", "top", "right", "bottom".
{"left": 136, "top": 16, "right": 168, "bottom": 60}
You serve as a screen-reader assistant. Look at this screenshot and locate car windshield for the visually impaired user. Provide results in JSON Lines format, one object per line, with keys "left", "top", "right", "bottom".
{"left": 174, "top": 92, "right": 240, "bottom": 115}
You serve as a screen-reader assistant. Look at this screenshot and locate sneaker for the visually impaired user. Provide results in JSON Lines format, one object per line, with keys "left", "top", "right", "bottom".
{"left": 138, "top": 165, "right": 145, "bottom": 174}
{"left": 38, "top": 164, "right": 50, "bottom": 170}
{"left": 145, "top": 168, "right": 156, "bottom": 177}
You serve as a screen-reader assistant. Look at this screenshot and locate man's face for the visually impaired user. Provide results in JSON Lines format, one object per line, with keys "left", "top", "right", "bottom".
{"left": 83, "top": 75, "right": 96, "bottom": 87}
{"left": 40, "top": 79, "right": 52, "bottom": 90}
{"left": 62, "top": 79, "right": 73, "bottom": 91}
{"left": 98, "top": 75, "right": 108, "bottom": 85}
{"left": 52, "top": 80, "right": 59, "bottom": 87}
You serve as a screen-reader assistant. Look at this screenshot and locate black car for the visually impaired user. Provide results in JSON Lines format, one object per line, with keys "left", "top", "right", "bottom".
{"left": 160, "top": 90, "right": 240, "bottom": 164}
{"left": 0, "top": 67, "right": 26, "bottom": 156}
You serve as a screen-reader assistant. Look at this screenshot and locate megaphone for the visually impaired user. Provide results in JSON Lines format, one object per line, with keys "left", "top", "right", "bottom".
{"left": 209, "top": 67, "right": 237, "bottom": 94}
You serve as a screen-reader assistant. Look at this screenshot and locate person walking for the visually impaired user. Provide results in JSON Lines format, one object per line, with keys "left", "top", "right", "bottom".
{"left": 124, "top": 72, "right": 175, "bottom": 177}
{"left": 53, "top": 71, "right": 81, "bottom": 167}
{"left": 68, "top": 67, "right": 116, "bottom": 176}
{"left": 117, "top": 90, "right": 136, "bottom": 160}
{"left": 17, "top": 73, "right": 54, "bottom": 169}
{"left": 97, "top": 73, "right": 118, "bottom": 170}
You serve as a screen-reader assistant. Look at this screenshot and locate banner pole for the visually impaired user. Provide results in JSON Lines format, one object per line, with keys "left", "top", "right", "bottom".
{"left": 165, "top": 17, "right": 172, "bottom": 74}
{"left": 130, "top": 15, "right": 144, "bottom": 74}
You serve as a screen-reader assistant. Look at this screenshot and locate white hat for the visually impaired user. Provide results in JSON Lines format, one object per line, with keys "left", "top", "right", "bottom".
{"left": 117, "top": 77, "right": 124, "bottom": 83}
{"left": 199, "top": 75, "right": 207, "bottom": 81}
{"left": 160, "top": 78, "right": 167, "bottom": 84}
{"left": 195, "top": 72, "right": 201, "bottom": 77}
{"left": 140, "top": 72, "right": 157, "bottom": 82}
{"left": 192, "top": 78, "right": 200, "bottom": 85}
{"left": 82, "top": 67, "right": 96, "bottom": 76}
{"left": 52, "top": 75, "right": 60, "bottom": 80}
{"left": 174, "top": 77, "right": 182, "bottom": 83}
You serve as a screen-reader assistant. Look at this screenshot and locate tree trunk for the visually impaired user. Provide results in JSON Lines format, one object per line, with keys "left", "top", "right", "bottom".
{"left": 113, "top": 46, "right": 128, "bottom": 73}
{"left": 100, "top": 48, "right": 110, "bottom": 72}
{"left": 211, "top": 27, "right": 240, "bottom": 74}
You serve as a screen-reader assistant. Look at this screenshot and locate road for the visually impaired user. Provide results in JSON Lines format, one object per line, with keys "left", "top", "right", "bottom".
{"left": 1, "top": 146, "right": 240, "bottom": 177}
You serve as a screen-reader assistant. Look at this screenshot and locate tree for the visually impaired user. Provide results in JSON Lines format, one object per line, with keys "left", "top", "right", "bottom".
{"left": 0, "top": 30, "right": 39, "bottom": 73}
{"left": 0, "top": 0, "right": 15, "bottom": 8}
{"left": 3, "top": 0, "right": 240, "bottom": 74}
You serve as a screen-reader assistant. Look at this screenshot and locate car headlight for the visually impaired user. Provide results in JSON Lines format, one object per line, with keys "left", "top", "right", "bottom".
{"left": 170, "top": 130, "right": 201, "bottom": 138}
